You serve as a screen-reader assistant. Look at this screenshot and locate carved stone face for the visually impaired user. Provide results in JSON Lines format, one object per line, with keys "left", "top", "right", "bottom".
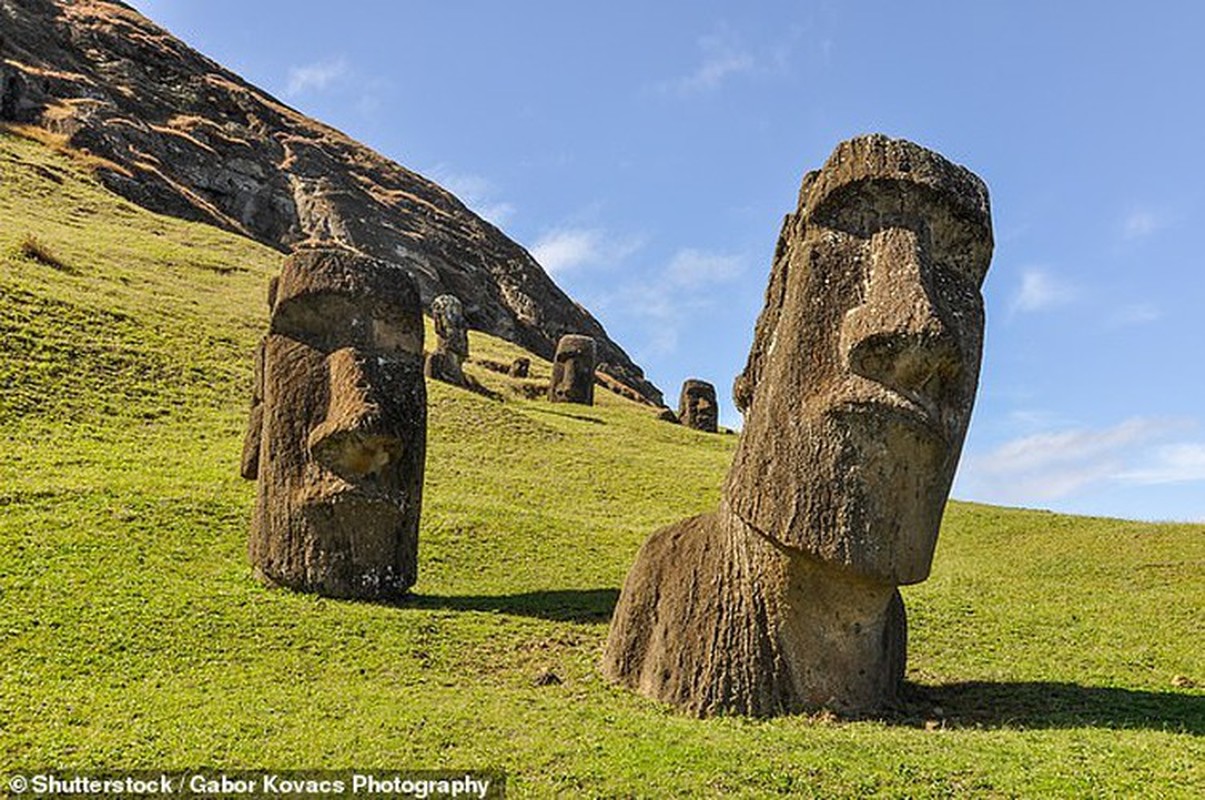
{"left": 431, "top": 293, "right": 468, "bottom": 358}
{"left": 679, "top": 380, "right": 718, "bottom": 432}
{"left": 725, "top": 136, "right": 992, "bottom": 586}
{"left": 548, "top": 334, "right": 596, "bottom": 405}
{"left": 242, "top": 247, "right": 426, "bottom": 598}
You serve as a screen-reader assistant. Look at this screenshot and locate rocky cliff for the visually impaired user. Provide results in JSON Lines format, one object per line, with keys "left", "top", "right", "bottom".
{"left": 0, "top": 0, "right": 662, "bottom": 404}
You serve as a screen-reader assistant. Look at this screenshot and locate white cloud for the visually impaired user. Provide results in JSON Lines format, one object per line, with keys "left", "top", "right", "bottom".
{"left": 958, "top": 417, "right": 1199, "bottom": 503}
{"left": 1115, "top": 444, "right": 1205, "bottom": 485}
{"left": 605, "top": 247, "right": 746, "bottom": 357}
{"left": 430, "top": 168, "right": 516, "bottom": 228}
{"left": 665, "top": 249, "right": 744, "bottom": 286}
{"left": 1011, "top": 269, "right": 1077, "bottom": 314}
{"left": 654, "top": 29, "right": 756, "bottom": 96}
{"left": 1109, "top": 302, "right": 1162, "bottom": 327}
{"left": 528, "top": 228, "right": 643, "bottom": 275}
{"left": 1122, "top": 209, "right": 1165, "bottom": 240}
{"left": 286, "top": 58, "right": 348, "bottom": 96}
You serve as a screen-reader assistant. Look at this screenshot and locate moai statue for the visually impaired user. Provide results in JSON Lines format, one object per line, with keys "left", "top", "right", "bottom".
{"left": 241, "top": 246, "right": 427, "bottom": 599}
{"left": 547, "top": 334, "right": 595, "bottom": 405}
{"left": 424, "top": 293, "right": 469, "bottom": 385}
{"left": 508, "top": 357, "right": 530, "bottom": 378}
{"left": 603, "top": 135, "right": 993, "bottom": 716}
{"left": 678, "top": 379, "right": 718, "bottom": 432}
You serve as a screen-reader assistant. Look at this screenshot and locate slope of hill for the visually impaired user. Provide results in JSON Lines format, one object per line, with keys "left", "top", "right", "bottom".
{"left": 1, "top": 132, "right": 1202, "bottom": 797}
{"left": 0, "top": 0, "right": 662, "bottom": 405}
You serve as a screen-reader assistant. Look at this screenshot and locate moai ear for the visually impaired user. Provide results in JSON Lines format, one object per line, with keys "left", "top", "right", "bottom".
{"left": 239, "top": 337, "right": 266, "bottom": 480}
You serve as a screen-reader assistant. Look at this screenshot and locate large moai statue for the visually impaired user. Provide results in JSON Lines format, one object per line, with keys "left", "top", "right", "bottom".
{"left": 424, "top": 293, "right": 469, "bottom": 385}
{"left": 603, "top": 135, "right": 993, "bottom": 716}
{"left": 547, "top": 334, "right": 596, "bottom": 405}
{"left": 241, "top": 246, "right": 427, "bottom": 599}
{"left": 678, "top": 379, "right": 718, "bottom": 432}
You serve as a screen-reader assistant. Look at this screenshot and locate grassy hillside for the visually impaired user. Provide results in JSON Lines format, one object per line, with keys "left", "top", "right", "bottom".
{"left": 1, "top": 130, "right": 1202, "bottom": 798}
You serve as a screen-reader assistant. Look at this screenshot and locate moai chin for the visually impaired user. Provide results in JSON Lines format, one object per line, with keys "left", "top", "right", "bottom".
{"left": 678, "top": 379, "right": 718, "bottom": 433}
{"left": 603, "top": 134, "right": 993, "bottom": 716}
{"left": 424, "top": 293, "right": 468, "bottom": 385}
{"left": 547, "top": 334, "right": 596, "bottom": 405}
{"left": 241, "top": 246, "right": 427, "bottom": 599}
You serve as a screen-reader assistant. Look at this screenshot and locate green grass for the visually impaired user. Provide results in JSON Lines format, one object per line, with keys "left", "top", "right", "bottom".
{"left": 1, "top": 129, "right": 1202, "bottom": 798}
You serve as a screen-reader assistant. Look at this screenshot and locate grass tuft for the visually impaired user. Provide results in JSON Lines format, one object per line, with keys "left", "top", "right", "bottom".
{"left": 17, "top": 233, "right": 72, "bottom": 271}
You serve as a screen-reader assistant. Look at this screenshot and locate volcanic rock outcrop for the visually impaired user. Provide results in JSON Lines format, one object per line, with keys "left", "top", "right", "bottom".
{"left": 0, "top": 0, "right": 661, "bottom": 405}
{"left": 603, "top": 134, "right": 994, "bottom": 716}
{"left": 242, "top": 246, "right": 426, "bottom": 599}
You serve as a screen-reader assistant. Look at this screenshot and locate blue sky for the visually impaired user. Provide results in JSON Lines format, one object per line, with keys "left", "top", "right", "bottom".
{"left": 128, "top": 1, "right": 1205, "bottom": 522}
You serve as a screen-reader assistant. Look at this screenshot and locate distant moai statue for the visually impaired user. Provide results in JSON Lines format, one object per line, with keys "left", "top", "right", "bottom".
{"left": 241, "top": 246, "right": 427, "bottom": 599}
{"left": 548, "top": 334, "right": 595, "bottom": 405}
{"left": 678, "top": 380, "right": 718, "bottom": 432}
{"left": 424, "top": 293, "right": 469, "bottom": 385}
{"left": 508, "top": 357, "right": 530, "bottom": 378}
{"left": 604, "top": 135, "right": 994, "bottom": 716}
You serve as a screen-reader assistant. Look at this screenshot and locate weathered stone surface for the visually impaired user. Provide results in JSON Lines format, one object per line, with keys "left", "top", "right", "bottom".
{"left": 241, "top": 246, "right": 426, "bottom": 599}
{"left": 507, "top": 357, "right": 530, "bottom": 378}
{"left": 548, "top": 334, "right": 595, "bottom": 405}
{"left": 425, "top": 294, "right": 467, "bottom": 385}
{"left": 603, "top": 134, "right": 993, "bottom": 716}
{"left": 0, "top": 0, "right": 662, "bottom": 406}
{"left": 678, "top": 379, "right": 718, "bottom": 433}
{"left": 431, "top": 294, "right": 468, "bottom": 358}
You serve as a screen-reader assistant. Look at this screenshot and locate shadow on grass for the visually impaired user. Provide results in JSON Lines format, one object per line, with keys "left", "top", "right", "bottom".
{"left": 899, "top": 681, "right": 1204, "bottom": 733}
{"left": 403, "top": 588, "right": 619, "bottom": 623}
{"left": 523, "top": 406, "right": 607, "bottom": 425}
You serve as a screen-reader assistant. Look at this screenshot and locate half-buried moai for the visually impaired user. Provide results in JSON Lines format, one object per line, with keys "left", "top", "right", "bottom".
{"left": 424, "top": 293, "right": 469, "bottom": 385}
{"left": 603, "top": 134, "right": 994, "bottom": 716}
{"left": 508, "top": 357, "right": 530, "bottom": 378}
{"left": 241, "top": 246, "right": 427, "bottom": 599}
{"left": 678, "top": 379, "right": 718, "bottom": 433}
{"left": 547, "top": 334, "right": 596, "bottom": 405}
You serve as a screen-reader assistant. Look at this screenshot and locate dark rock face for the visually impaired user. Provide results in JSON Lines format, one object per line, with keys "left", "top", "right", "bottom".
{"left": 0, "top": 0, "right": 662, "bottom": 405}
{"left": 424, "top": 294, "right": 467, "bottom": 386}
{"left": 678, "top": 379, "right": 718, "bottom": 433}
{"left": 547, "top": 334, "right": 595, "bottom": 405}
{"left": 241, "top": 247, "right": 426, "bottom": 599}
{"left": 604, "top": 135, "right": 993, "bottom": 717}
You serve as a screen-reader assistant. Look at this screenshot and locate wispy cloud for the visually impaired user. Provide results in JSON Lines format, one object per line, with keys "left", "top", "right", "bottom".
{"left": 653, "top": 28, "right": 756, "bottom": 96}
{"left": 286, "top": 58, "right": 348, "bottom": 96}
{"left": 1122, "top": 208, "right": 1166, "bottom": 240}
{"left": 957, "top": 417, "right": 1200, "bottom": 503}
{"left": 430, "top": 168, "right": 516, "bottom": 228}
{"left": 1011, "top": 268, "right": 1077, "bottom": 314}
{"left": 607, "top": 247, "right": 748, "bottom": 356}
{"left": 1109, "top": 302, "right": 1162, "bottom": 327}
{"left": 529, "top": 228, "right": 643, "bottom": 275}
{"left": 1117, "top": 443, "right": 1205, "bottom": 484}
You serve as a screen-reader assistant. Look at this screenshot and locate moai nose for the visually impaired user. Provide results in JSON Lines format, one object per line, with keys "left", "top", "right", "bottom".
{"left": 839, "top": 227, "right": 962, "bottom": 400}
{"left": 308, "top": 347, "right": 404, "bottom": 478}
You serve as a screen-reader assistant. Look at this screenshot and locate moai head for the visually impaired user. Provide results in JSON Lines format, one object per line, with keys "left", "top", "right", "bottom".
{"left": 724, "top": 135, "right": 993, "bottom": 586}
{"left": 548, "top": 334, "right": 596, "bottom": 405}
{"left": 678, "top": 379, "right": 718, "bottom": 433}
{"left": 508, "top": 357, "right": 530, "bottom": 379}
{"left": 241, "top": 246, "right": 426, "bottom": 598}
{"left": 431, "top": 293, "right": 468, "bottom": 358}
